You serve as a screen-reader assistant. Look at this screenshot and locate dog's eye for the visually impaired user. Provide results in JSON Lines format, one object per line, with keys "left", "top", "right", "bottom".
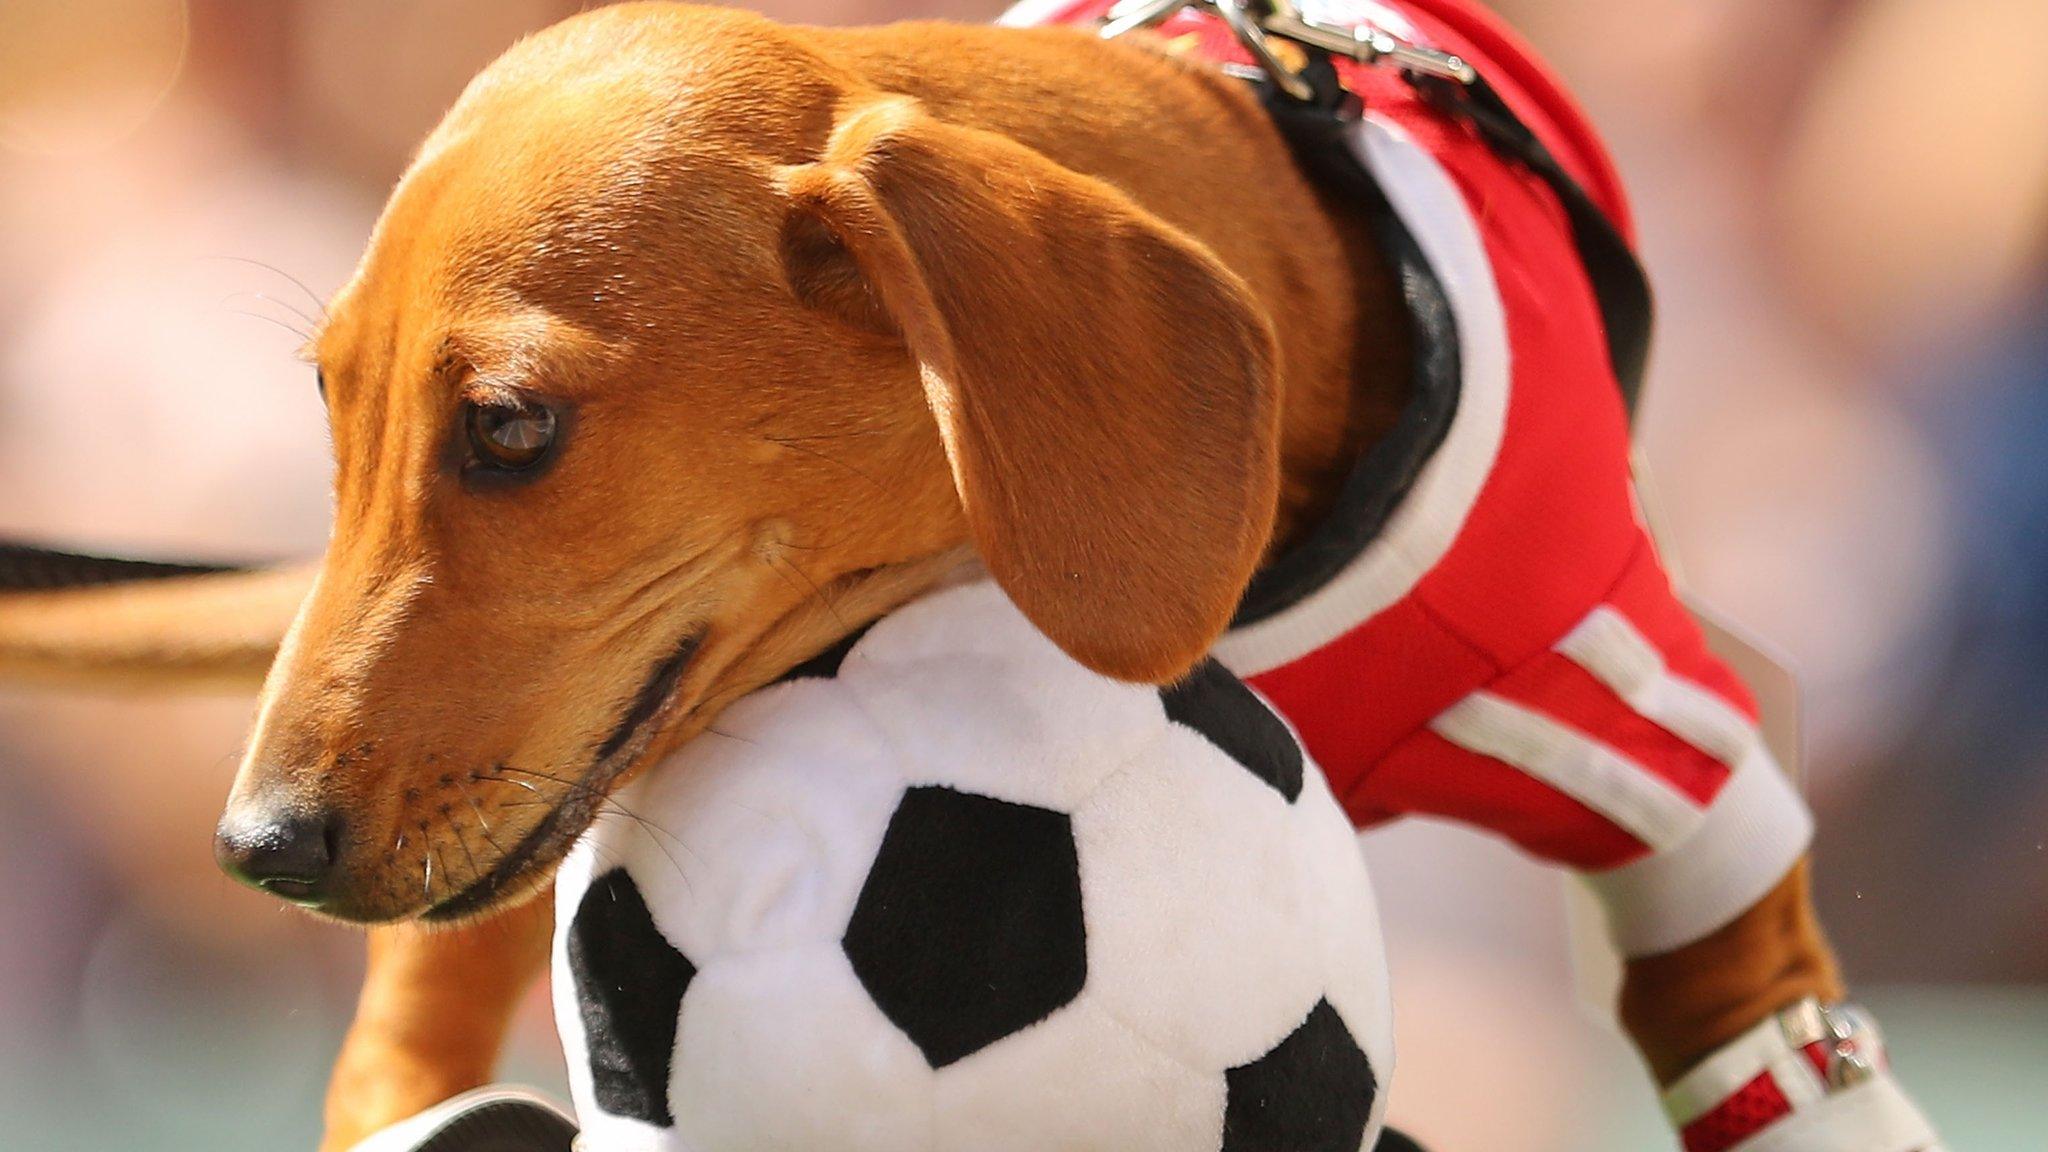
{"left": 466, "top": 401, "right": 557, "bottom": 472}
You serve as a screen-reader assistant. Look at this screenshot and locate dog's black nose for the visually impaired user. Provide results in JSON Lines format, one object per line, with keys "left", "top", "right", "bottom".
{"left": 215, "top": 807, "right": 343, "bottom": 902}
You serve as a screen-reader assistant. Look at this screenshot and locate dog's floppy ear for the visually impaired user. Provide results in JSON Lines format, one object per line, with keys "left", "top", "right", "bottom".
{"left": 780, "top": 97, "right": 1282, "bottom": 684}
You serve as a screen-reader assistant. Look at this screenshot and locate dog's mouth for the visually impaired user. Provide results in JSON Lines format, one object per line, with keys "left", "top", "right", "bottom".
{"left": 421, "top": 629, "right": 704, "bottom": 922}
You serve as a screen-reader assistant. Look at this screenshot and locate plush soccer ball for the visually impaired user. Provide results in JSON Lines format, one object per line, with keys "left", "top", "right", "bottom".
{"left": 551, "top": 580, "right": 1394, "bottom": 1152}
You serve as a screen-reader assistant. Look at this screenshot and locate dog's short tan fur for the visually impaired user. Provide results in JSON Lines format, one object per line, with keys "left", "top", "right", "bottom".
{"left": 0, "top": 5, "right": 1841, "bottom": 1146}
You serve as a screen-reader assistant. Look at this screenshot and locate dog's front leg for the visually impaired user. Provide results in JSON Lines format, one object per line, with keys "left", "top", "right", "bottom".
{"left": 1617, "top": 859, "right": 1841, "bottom": 1084}
{"left": 1619, "top": 862, "right": 1940, "bottom": 1151}
{"left": 321, "top": 894, "right": 553, "bottom": 1151}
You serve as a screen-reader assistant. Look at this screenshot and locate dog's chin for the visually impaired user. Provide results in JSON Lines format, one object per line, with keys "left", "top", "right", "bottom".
{"left": 294, "top": 822, "right": 584, "bottom": 927}
{"left": 302, "top": 626, "right": 727, "bottom": 926}
{"left": 420, "top": 634, "right": 711, "bottom": 923}
{"left": 307, "top": 764, "right": 629, "bottom": 927}
{"left": 416, "top": 790, "right": 602, "bottom": 923}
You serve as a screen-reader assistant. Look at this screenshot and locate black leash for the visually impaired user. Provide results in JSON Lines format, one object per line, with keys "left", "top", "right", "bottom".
{"left": 0, "top": 541, "right": 248, "bottom": 592}
{"left": 1406, "top": 69, "right": 1653, "bottom": 412}
{"left": 1271, "top": 46, "right": 1651, "bottom": 417}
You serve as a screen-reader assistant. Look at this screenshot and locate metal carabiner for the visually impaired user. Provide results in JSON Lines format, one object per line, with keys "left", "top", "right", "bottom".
{"left": 1212, "top": 0, "right": 1318, "bottom": 100}
{"left": 1101, "top": 0, "right": 1319, "bottom": 100}
{"left": 1100, "top": 0, "right": 1476, "bottom": 100}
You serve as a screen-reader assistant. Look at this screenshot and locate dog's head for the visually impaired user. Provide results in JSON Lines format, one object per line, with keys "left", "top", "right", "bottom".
{"left": 216, "top": 4, "right": 1283, "bottom": 923}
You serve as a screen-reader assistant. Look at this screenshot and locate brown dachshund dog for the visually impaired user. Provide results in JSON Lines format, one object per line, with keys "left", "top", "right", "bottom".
{"left": 0, "top": 4, "right": 1839, "bottom": 1147}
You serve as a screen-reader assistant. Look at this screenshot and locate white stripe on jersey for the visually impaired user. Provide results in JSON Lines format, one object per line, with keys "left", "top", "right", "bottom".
{"left": 1429, "top": 691, "right": 1705, "bottom": 850}
{"left": 1554, "top": 605, "right": 1758, "bottom": 769}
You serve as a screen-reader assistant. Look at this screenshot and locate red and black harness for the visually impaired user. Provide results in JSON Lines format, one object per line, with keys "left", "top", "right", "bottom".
{"left": 1198, "top": 0, "right": 1653, "bottom": 624}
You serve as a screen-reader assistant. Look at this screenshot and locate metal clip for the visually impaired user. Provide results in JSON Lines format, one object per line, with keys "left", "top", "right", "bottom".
{"left": 1777, "top": 998, "right": 1881, "bottom": 1092}
{"left": 1212, "top": 0, "right": 1318, "bottom": 100}
{"left": 1777, "top": 997, "right": 1831, "bottom": 1049}
{"left": 1818, "top": 1003, "right": 1878, "bottom": 1089}
{"left": 1099, "top": 0, "right": 1476, "bottom": 98}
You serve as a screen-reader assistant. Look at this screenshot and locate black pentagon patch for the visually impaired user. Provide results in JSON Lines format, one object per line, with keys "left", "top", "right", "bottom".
{"left": 1161, "top": 658, "right": 1304, "bottom": 801}
{"left": 1222, "top": 999, "right": 1378, "bottom": 1152}
{"left": 843, "top": 786, "right": 1086, "bottom": 1068}
{"left": 1376, "top": 1129, "right": 1429, "bottom": 1152}
{"left": 566, "top": 868, "right": 695, "bottom": 1127}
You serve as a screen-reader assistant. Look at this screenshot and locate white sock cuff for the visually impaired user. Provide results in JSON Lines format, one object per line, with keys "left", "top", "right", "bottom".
{"left": 1664, "top": 1001, "right": 1941, "bottom": 1152}
{"left": 1585, "top": 743, "right": 1813, "bottom": 957}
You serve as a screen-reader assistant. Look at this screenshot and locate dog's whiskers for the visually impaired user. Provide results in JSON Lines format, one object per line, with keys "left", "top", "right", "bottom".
{"left": 225, "top": 307, "right": 314, "bottom": 343}
{"left": 449, "top": 819, "right": 484, "bottom": 887}
{"left": 483, "top": 764, "right": 699, "bottom": 889}
{"left": 484, "top": 764, "right": 586, "bottom": 792}
{"left": 458, "top": 779, "right": 508, "bottom": 856}
{"left": 219, "top": 289, "right": 322, "bottom": 332}
{"left": 588, "top": 807, "right": 698, "bottom": 892}
{"left": 203, "top": 255, "right": 329, "bottom": 320}
{"left": 767, "top": 551, "right": 849, "bottom": 631}
{"left": 486, "top": 765, "right": 646, "bottom": 823}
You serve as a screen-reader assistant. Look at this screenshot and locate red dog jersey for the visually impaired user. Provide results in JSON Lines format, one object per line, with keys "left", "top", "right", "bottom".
{"left": 1002, "top": 0, "right": 1810, "bottom": 955}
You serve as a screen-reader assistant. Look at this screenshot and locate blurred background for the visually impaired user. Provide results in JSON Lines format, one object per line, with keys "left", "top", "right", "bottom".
{"left": 0, "top": 0, "right": 2041, "bottom": 1148}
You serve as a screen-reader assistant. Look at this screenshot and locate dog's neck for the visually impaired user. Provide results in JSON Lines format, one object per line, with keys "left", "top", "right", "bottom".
{"left": 824, "top": 24, "right": 1415, "bottom": 555}
{"left": 1272, "top": 167, "right": 1415, "bottom": 551}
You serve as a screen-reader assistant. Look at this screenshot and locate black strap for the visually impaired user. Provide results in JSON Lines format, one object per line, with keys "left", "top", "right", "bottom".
{"left": 1377, "top": 1127, "right": 1434, "bottom": 1152}
{"left": 0, "top": 541, "right": 248, "bottom": 592}
{"left": 1253, "top": 49, "right": 1654, "bottom": 417}
{"left": 1408, "top": 71, "right": 1653, "bottom": 413}
{"left": 1236, "top": 62, "right": 1464, "bottom": 627}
